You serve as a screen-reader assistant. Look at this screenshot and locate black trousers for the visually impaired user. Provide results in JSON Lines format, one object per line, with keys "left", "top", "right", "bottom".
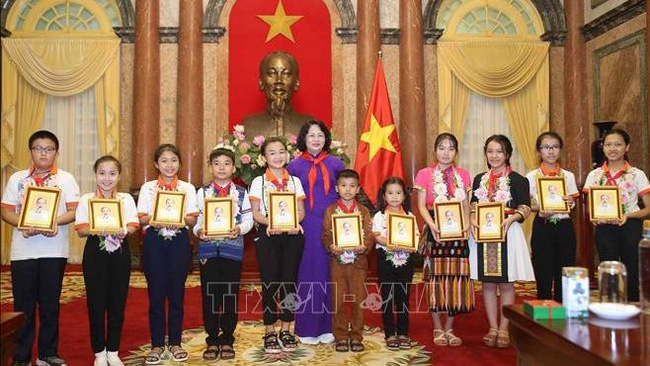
{"left": 595, "top": 218, "right": 643, "bottom": 302}
{"left": 11, "top": 257, "right": 67, "bottom": 362}
{"left": 82, "top": 236, "right": 131, "bottom": 353}
{"left": 200, "top": 257, "right": 242, "bottom": 346}
{"left": 531, "top": 217, "right": 576, "bottom": 302}
{"left": 255, "top": 226, "right": 304, "bottom": 325}
{"left": 377, "top": 250, "right": 414, "bottom": 338}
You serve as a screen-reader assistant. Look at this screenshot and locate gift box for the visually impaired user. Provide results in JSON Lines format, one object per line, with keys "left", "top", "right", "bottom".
{"left": 562, "top": 267, "right": 589, "bottom": 318}
{"left": 523, "top": 300, "right": 566, "bottom": 320}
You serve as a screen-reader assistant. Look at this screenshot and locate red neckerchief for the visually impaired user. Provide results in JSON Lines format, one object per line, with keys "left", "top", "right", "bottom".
{"left": 94, "top": 189, "right": 116, "bottom": 198}
{"left": 336, "top": 199, "right": 357, "bottom": 214}
{"left": 540, "top": 163, "right": 560, "bottom": 177}
{"left": 212, "top": 181, "right": 232, "bottom": 197}
{"left": 157, "top": 175, "right": 178, "bottom": 191}
{"left": 603, "top": 161, "right": 629, "bottom": 186}
{"left": 301, "top": 151, "right": 331, "bottom": 209}
{"left": 265, "top": 169, "right": 289, "bottom": 191}
{"left": 488, "top": 166, "right": 512, "bottom": 199}
{"left": 29, "top": 164, "right": 58, "bottom": 187}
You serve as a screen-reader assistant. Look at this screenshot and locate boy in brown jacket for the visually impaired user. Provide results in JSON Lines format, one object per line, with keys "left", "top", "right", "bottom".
{"left": 322, "top": 169, "right": 374, "bottom": 352}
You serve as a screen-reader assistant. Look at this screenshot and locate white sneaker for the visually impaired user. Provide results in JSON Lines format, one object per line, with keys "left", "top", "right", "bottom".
{"left": 93, "top": 350, "right": 107, "bottom": 366}
{"left": 106, "top": 351, "right": 124, "bottom": 366}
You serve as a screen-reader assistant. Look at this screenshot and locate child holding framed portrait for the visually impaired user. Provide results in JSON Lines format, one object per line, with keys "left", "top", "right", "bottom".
{"left": 75, "top": 155, "right": 139, "bottom": 365}
{"left": 526, "top": 132, "right": 580, "bottom": 303}
{"left": 1, "top": 130, "right": 80, "bottom": 366}
{"left": 583, "top": 128, "right": 650, "bottom": 302}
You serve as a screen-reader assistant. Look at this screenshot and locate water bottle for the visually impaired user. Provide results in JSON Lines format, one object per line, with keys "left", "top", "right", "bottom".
{"left": 640, "top": 220, "right": 650, "bottom": 314}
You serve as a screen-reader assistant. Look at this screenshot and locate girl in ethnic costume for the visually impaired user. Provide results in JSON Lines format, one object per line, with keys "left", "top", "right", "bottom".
{"left": 526, "top": 132, "right": 579, "bottom": 302}
{"left": 469, "top": 135, "right": 534, "bottom": 349}
{"left": 414, "top": 133, "right": 473, "bottom": 347}
{"left": 583, "top": 129, "right": 650, "bottom": 302}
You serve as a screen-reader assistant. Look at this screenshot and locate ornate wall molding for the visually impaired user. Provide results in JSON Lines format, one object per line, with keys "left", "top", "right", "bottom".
{"left": 581, "top": 0, "right": 646, "bottom": 42}
{"left": 114, "top": 26, "right": 225, "bottom": 44}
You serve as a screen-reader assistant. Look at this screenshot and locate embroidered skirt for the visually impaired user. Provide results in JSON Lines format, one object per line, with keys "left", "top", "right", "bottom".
{"left": 468, "top": 222, "right": 535, "bottom": 283}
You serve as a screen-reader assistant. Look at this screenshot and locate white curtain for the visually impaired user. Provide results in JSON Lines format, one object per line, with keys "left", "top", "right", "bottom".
{"left": 459, "top": 92, "right": 527, "bottom": 180}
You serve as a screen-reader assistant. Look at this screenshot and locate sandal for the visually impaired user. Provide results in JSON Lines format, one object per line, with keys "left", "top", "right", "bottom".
{"left": 496, "top": 330, "right": 510, "bottom": 348}
{"left": 202, "top": 345, "right": 219, "bottom": 361}
{"left": 263, "top": 332, "right": 282, "bottom": 354}
{"left": 385, "top": 335, "right": 399, "bottom": 350}
{"left": 483, "top": 327, "right": 498, "bottom": 347}
{"left": 278, "top": 330, "right": 299, "bottom": 351}
{"left": 398, "top": 336, "right": 412, "bottom": 350}
{"left": 445, "top": 329, "right": 462, "bottom": 347}
{"left": 350, "top": 340, "right": 365, "bottom": 352}
{"left": 335, "top": 340, "right": 349, "bottom": 352}
{"left": 433, "top": 329, "right": 448, "bottom": 346}
{"left": 144, "top": 347, "right": 164, "bottom": 365}
{"left": 169, "top": 345, "right": 189, "bottom": 362}
{"left": 220, "top": 345, "right": 235, "bottom": 360}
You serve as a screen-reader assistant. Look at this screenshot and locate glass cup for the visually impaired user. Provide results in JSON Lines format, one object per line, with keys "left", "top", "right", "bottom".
{"left": 598, "top": 261, "right": 627, "bottom": 303}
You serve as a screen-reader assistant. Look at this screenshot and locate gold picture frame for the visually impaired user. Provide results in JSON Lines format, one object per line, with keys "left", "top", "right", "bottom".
{"left": 268, "top": 192, "right": 298, "bottom": 230}
{"left": 17, "top": 186, "right": 61, "bottom": 232}
{"left": 476, "top": 202, "right": 505, "bottom": 243}
{"left": 536, "top": 176, "right": 569, "bottom": 213}
{"left": 88, "top": 198, "right": 124, "bottom": 234}
{"left": 589, "top": 186, "right": 622, "bottom": 221}
{"left": 150, "top": 190, "right": 186, "bottom": 226}
{"left": 434, "top": 201, "right": 466, "bottom": 241}
{"left": 204, "top": 197, "right": 234, "bottom": 237}
{"left": 387, "top": 212, "right": 416, "bottom": 250}
{"left": 332, "top": 213, "right": 363, "bottom": 248}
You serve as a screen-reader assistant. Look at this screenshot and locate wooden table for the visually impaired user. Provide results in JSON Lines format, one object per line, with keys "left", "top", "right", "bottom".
{"left": 503, "top": 305, "right": 649, "bottom": 366}
{"left": 1, "top": 312, "right": 25, "bottom": 366}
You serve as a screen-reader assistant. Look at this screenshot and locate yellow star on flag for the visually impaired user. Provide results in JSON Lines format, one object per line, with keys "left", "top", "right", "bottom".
{"left": 257, "top": 0, "right": 304, "bottom": 43}
{"left": 360, "top": 114, "right": 397, "bottom": 161}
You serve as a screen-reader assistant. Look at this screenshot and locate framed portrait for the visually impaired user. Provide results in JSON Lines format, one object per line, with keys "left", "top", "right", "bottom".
{"left": 17, "top": 186, "right": 61, "bottom": 232}
{"left": 434, "top": 201, "right": 466, "bottom": 241}
{"left": 589, "top": 186, "right": 622, "bottom": 221}
{"left": 88, "top": 198, "right": 123, "bottom": 234}
{"left": 536, "top": 177, "right": 569, "bottom": 213}
{"left": 476, "top": 202, "right": 505, "bottom": 243}
{"left": 387, "top": 212, "right": 416, "bottom": 250}
{"left": 150, "top": 190, "right": 186, "bottom": 226}
{"left": 268, "top": 192, "right": 298, "bottom": 230}
{"left": 203, "top": 197, "right": 234, "bottom": 237}
{"left": 332, "top": 213, "right": 363, "bottom": 248}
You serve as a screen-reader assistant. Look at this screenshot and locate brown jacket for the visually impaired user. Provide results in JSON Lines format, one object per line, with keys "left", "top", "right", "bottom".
{"left": 322, "top": 202, "right": 374, "bottom": 269}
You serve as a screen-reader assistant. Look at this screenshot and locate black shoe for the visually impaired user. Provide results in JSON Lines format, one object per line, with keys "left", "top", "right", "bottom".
{"left": 36, "top": 356, "right": 67, "bottom": 366}
{"left": 12, "top": 361, "right": 31, "bottom": 366}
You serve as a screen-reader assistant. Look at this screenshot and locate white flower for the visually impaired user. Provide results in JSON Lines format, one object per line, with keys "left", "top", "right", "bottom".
{"left": 233, "top": 124, "right": 245, "bottom": 134}
{"left": 255, "top": 154, "right": 266, "bottom": 167}
{"left": 232, "top": 139, "right": 239, "bottom": 146}
{"left": 331, "top": 140, "right": 342, "bottom": 149}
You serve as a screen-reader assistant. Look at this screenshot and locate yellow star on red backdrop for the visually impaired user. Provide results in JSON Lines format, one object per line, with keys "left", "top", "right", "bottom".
{"left": 360, "top": 114, "right": 397, "bottom": 161}
{"left": 257, "top": 0, "right": 304, "bottom": 43}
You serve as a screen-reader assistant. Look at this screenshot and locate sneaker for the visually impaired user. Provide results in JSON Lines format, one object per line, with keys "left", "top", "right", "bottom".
{"left": 93, "top": 350, "right": 107, "bottom": 366}
{"left": 106, "top": 351, "right": 124, "bottom": 366}
{"left": 35, "top": 356, "right": 67, "bottom": 366}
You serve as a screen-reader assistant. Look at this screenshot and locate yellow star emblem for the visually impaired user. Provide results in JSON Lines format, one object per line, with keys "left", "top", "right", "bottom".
{"left": 257, "top": 0, "right": 304, "bottom": 43}
{"left": 360, "top": 114, "right": 397, "bottom": 161}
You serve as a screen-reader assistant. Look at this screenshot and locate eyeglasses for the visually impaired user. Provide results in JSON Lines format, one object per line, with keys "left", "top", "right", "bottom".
{"left": 31, "top": 146, "right": 57, "bottom": 154}
{"left": 540, "top": 145, "right": 561, "bottom": 151}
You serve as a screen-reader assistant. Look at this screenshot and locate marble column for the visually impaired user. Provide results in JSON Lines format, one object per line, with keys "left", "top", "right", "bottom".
{"left": 356, "top": 0, "right": 380, "bottom": 136}
{"left": 563, "top": 0, "right": 593, "bottom": 276}
{"left": 131, "top": 0, "right": 160, "bottom": 192}
{"left": 399, "top": 0, "right": 426, "bottom": 185}
{"left": 177, "top": 0, "right": 204, "bottom": 186}
{"left": 647, "top": 0, "right": 650, "bottom": 166}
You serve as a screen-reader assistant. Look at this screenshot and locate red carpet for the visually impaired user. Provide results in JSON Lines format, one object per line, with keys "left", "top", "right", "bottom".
{"left": 1, "top": 264, "right": 531, "bottom": 365}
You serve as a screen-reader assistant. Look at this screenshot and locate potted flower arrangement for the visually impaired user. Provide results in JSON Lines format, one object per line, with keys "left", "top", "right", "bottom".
{"left": 211, "top": 124, "right": 350, "bottom": 185}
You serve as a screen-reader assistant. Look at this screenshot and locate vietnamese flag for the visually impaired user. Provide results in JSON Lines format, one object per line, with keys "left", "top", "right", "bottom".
{"left": 354, "top": 58, "right": 405, "bottom": 206}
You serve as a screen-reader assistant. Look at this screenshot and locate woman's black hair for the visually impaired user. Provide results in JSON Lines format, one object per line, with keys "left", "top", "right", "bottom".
{"left": 154, "top": 144, "right": 182, "bottom": 164}
{"left": 376, "top": 177, "right": 411, "bottom": 214}
{"left": 93, "top": 155, "right": 122, "bottom": 173}
{"left": 483, "top": 134, "right": 513, "bottom": 168}
{"left": 260, "top": 137, "right": 287, "bottom": 156}
{"left": 296, "top": 120, "right": 332, "bottom": 153}
{"left": 603, "top": 128, "right": 630, "bottom": 162}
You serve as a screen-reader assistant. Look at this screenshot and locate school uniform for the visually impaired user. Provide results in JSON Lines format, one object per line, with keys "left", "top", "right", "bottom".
{"left": 526, "top": 166, "right": 579, "bottom": 302}
{"left": 584, "top": 162, "right": 650, "bottom": 302}
{"left": 321, "top": 200, "right": 373, "bottom": 343}
{"left": 137, "top": 176, "right": 199, "bottom": 347}
{"left": 248, "top": 169, "right": 305, "bottom": 325}
{"left": 194, "top": 181, "right": 253, "bottom": 347}
{"left": 75, "top": 191, "right": 139, "bottom": 353}
{"left": 372, "top": 210, "right": 417, "bottom": 339}
{"left": 1, "top": 165, "right": 80, "bottom": 363}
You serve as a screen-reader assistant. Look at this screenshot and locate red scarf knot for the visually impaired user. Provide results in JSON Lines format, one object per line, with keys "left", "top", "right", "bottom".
{"left": 336, "top": 199, "right": 357, "bottom": 214}
{"left": 212, "top": 182, "right": 232, "bottom": 197}
{"left": 301, "top": 151, "right": 331, "bottom": 209}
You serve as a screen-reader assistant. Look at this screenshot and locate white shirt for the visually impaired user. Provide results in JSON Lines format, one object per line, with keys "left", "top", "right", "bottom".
{"left": 75, "top": 192, "right": 139, "bottom": 232}
{"left": 193, "top": 182, "right": 254, "bottom": 237}
{"left": 583, "top": 164, "right": 650, "bottom": 214}
{"left": 1, "top": 168, "right": 80, "bottom": 260}
{"left": 248, "top": 170, "right": 305, "bottom": 217}
{"left": 136, "top": 179, "right": 199, "bottom": 230}
{"left": 526, "top": 168, "right": 579, "bottom": 220}
{"left": 371, "top": 210, "right": 418, "bottom": 251}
